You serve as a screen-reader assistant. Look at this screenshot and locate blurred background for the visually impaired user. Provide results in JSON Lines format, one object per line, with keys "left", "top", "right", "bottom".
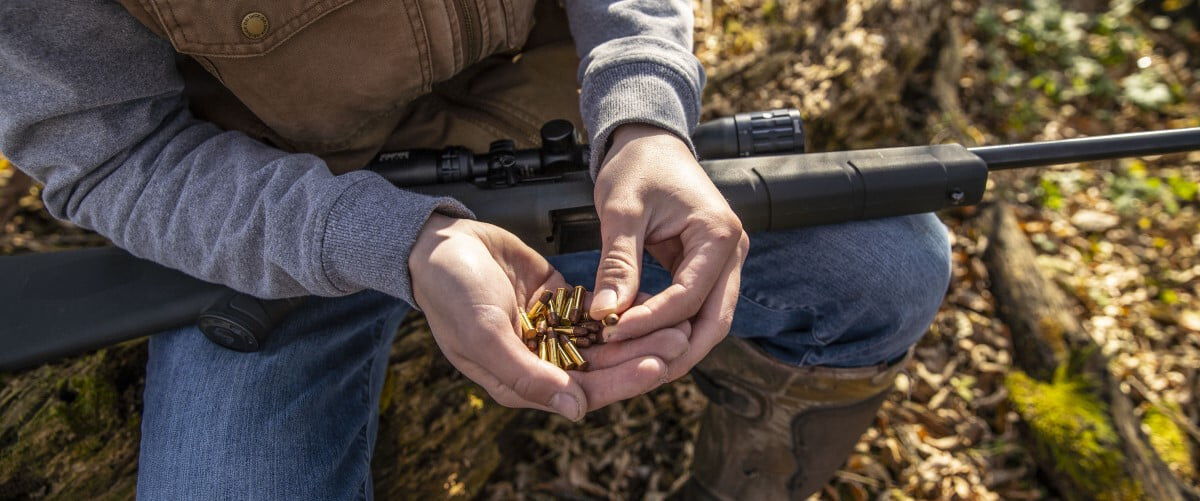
{"left": 1, "top": 0, "right": 1198, "bottom": 499}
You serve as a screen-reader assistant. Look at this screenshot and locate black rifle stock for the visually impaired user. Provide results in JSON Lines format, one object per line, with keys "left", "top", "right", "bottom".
{"left": 1, "top": 108, "right": 1197, "bottom": 370}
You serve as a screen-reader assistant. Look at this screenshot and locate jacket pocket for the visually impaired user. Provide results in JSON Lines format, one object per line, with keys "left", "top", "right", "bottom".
{"left": 141, "top": 0, "right": 360, "bottom": 57}
{"left": 429, "top": 0, "right": 537, "bottom": 80}
{"left": 138, "top": 0, "right": 435, "bottom": 149}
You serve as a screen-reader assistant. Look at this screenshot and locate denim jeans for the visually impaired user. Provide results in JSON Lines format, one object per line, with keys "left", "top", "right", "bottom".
{"left": 136, "top": 213, "right": 950, "bottom": 499}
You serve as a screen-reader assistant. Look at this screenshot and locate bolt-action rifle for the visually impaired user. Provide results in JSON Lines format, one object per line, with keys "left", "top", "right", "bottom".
{"left": 1, "top": 109, "right": 1197, "bottom": 370}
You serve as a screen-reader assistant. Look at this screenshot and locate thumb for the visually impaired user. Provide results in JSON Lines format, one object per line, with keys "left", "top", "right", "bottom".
{"left": 592, "top": 211, "right": 644, "bottom": 319}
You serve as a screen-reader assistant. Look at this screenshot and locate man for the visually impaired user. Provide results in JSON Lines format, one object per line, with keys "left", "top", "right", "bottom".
{"left": 0, "top": 0, "right": 950, "bottom": 498}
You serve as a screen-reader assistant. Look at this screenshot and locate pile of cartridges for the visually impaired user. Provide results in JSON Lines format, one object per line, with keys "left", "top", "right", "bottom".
{"left": 518, "top": 286, "right": 618, "bottom": 371}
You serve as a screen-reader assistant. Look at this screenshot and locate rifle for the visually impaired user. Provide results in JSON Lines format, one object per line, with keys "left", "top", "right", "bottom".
{"left": 1, "top": 109, "right": 1197, "bottom": 370}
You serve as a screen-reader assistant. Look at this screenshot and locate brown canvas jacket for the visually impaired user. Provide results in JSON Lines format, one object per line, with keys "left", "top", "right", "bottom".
{"left": 117, "top": 0, "right": 540, "bottom": 172}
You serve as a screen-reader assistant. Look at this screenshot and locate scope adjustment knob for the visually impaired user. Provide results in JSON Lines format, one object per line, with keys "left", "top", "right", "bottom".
{"left": 540, "top": 119, "right": 577, "bottom": 154}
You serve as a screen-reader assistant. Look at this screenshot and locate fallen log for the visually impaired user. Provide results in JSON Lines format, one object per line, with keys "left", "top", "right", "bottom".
{"left": 982, "top": 202, "right": 1197, "bottom": 501}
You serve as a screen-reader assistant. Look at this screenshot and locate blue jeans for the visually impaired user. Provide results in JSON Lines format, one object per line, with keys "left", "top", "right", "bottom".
{"left": 136, "top": 214, "right": 950, "bottom": 499}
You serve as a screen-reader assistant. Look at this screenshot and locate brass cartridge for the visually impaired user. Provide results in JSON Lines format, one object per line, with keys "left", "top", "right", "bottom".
{"left": 568, "top": 286, "right": 585, "bottom": 323}
{"left": 547, "top": 337, "right": 560, "bottom": 367}
{"left": 537, "top": 338, "right": 549, "bottom": 361}
{"left": 519, "top": 311, "right": 537, "bottom": 340}
{"left": 603, "top": 313, "right": 619, "bottom": 327}
{"left": 556, "top": 341, "right": 575, "bottom": 370}
{"left": 528, "top": 301, "right": 546, "bottom": 318}
{"left": 553, "top": 288, "right": 567, "bottom": 317}
{"left": 562, "top": 340, "right": 588, "bottom": 370}
{"left": 529, "top": 290, "right": 553, "bottom": 317}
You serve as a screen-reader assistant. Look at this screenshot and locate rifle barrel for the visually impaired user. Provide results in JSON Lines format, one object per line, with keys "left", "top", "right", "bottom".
{"left": 970, "top": 127, "right": 1200, "bottom": 170}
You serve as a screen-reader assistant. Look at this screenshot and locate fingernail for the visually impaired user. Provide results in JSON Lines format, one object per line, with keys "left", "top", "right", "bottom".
{"left": 591, "top": 289, "right": 617, "bottom": 315}
{"left": 550, "top": 392, "right": 581, "bottom": 421}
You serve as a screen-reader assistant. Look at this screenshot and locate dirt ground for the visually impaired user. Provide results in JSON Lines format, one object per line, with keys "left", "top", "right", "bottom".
{"left": 1, "top": 0, "right": 1198, "bottom": 499}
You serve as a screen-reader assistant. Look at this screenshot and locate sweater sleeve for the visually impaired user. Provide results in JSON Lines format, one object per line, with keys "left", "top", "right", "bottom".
{"left": 0, "top": 0, "right": 472, "bottom": 306}
{"left": 563, "top": 0, "right": 706, "bottom": 177}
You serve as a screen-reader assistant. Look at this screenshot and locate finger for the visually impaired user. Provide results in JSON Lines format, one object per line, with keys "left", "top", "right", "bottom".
{"left": 676, "top": 317, "right": 693, "bottom": 338}
{"left": 664, "top": 234, "right": 748, "bottom": 382}
{"left": 579, "top": 326, "right": 689, "bottom": 369}
{"left": 574, "top": 356, "right": 670, "bottom": 412}
{"left": 591, "top": 207, "right": 645, "bottom": 319}
{"left": 445, "top": 350, "right": 558, "bottom": 413}
{"left": 645, "top": 238, "right": 684, "bottom": 274}
{"left": 607, "top": 223, "right": 741, "bottom": 341}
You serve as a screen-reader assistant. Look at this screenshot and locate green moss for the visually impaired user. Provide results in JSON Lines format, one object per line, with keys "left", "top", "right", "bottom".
{"left": 0, "top": 348, "right": 144, "bottom": 499}
{"left": 1005, "top": 369, "right": 1140, "bottom": 500}
{"left": 1141, "top": 403, "right": 1196, "bottom": 480}
{"left": 50, "top": 372, "right": 121, "bottom": 435}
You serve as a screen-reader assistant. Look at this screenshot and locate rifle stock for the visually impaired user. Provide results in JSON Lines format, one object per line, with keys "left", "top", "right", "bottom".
{"left": 0, "top": 247, "right": 226, "bottom": 370}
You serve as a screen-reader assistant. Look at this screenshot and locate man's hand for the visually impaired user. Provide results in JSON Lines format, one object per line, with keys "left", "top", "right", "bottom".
{"left": 409, "top": 214, "right": 690, "bottom": 420}
{"left": 591, "top": 124, "right": 750, "bottom": 382}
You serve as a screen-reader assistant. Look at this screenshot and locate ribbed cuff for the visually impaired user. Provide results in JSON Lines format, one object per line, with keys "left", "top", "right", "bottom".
{"left": 318, "top": 173, "right": 473, "bottom": 307}
{"left": 580, "top": 58, "right": 702, "bottom": 178}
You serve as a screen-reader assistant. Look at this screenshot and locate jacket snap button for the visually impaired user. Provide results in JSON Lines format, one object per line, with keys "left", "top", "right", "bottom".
{"left": 241, "top": 12, "right": 269, "bottom": 39}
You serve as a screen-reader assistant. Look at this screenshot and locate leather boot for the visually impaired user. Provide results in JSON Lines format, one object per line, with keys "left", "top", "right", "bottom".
{"left": 681, "top": 337, "right": 910, "bottom": 500}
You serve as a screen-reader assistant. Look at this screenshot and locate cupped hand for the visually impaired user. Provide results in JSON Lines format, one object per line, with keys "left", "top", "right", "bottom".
{"left": 590, "top": 124, "right": 750, "bottom": 381}
{"left": 408, "top": 214, "right": 690, "bottom": 420}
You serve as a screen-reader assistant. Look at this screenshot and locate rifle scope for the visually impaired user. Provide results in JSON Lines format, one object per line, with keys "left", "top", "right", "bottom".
{"left": 368, "top": 108, "right": 805, "bottom": 188}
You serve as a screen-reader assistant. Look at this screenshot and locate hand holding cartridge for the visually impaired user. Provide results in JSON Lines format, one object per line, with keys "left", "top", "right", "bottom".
{"left": 407, "top": 214, "right": 690, "bottom": 419}
{"left": 591, "top": 124, "right": 750, "bottom": 383}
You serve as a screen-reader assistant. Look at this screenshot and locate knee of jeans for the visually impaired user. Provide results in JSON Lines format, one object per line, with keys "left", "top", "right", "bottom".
{"left": 138, "top": 291, "right": 405, "bottom": 499}
{"left": 750, "top": 214, "right": 951, "bottom": 348}
{"left": 831, "top": 214, "right": 951, "bottom": 346}
{"left": 879, "top": 214, "right": 951, "bottom": 304}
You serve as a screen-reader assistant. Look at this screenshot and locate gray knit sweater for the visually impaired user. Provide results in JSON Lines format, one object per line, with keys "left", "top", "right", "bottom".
{"left": 0, "top": 0, "right": 704, "bottom": 306}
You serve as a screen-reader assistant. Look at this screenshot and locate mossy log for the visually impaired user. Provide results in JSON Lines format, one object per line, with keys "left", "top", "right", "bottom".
{"left": 982, "top": 203, "right": 1197, "bottom": 501}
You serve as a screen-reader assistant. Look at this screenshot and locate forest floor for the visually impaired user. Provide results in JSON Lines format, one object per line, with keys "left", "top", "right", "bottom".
{"left": 2, "top": 0, "right": 1198, "bottom": 499}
